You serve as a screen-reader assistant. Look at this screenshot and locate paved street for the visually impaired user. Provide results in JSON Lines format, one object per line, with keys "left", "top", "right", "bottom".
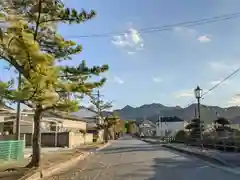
{"left": 163, "top": 143, "right": 240, "bottom": 167}
{"left": 46, "top": 136, "right": 239, "bottom": 180}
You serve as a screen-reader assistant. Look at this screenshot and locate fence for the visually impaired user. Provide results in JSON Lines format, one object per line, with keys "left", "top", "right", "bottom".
{"left": 162, "top": 136, "right": 175, "bottom": 142}
{"left": 173, "top": 132, "right": 240, "bottom": 152}
{"left": 141, "top": 135, "right": 175, "bottom": 143}
{"left": 187, "top": 137, "right": 240, "bottom": 152}
{"left": 0, "top": 140, "right": 25, "bottom": 162}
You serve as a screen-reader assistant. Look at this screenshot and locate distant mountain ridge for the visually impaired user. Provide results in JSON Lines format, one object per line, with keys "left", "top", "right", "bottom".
{"left": 111, "top": 103, "right": 240, "bottom": 124}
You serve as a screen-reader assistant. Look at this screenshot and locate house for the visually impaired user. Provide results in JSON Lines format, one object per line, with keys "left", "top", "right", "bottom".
{"left": 0, "top": 106, "right": 87, "bottom": 135}
{"left": 0, "top": 103, "right": 97, "bottom": 148}
{"left": 230, "top": 116, "right": 240, "bottom": 130}
{"left": 156, "top": 116, "right": 185, "bottom": 137}
{"left": 139, "top": 119, "right": 156, "bottom": 136}
{"left": 72, "top": 107, "right": 105, "bottom": 142}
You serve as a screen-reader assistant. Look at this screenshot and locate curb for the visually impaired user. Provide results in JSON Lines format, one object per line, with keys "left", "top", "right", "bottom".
{"left": 140, "top": 138, "right": 164, "bottom": 145}
{"left": 135, "top": 139, "right": 240, "bottom": 175}
{"left": 95, "top": 142, "right": 111, "bottom": 152}
{"left": 21, "top": 142, "right": 111, "bottom": 180}
{"left": 162, "top": 145, "right": 240, "bottom": 176}
{"left": 162, "top": 144, "right": 232, "bottom": 167}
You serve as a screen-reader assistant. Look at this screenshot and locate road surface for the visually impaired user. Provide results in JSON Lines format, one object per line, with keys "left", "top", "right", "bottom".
{"left": 46, "top": 136, "right": 239, "bottom": 180}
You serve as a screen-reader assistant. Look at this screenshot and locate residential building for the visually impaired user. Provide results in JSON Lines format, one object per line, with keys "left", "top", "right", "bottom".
{"left": 72, "top": 107, "right": 105, "bottom": 142}
{"left": 156, "top": 116, "right": 185, "bottom": 137}
{"left": 0, "top": 105, "right": 87, "bottom": 135}
{"left": 139, "top": 119, "right": 156, "bottom": 136}
{"left": 230, "top": 116, "right": 240, "bottom": 130}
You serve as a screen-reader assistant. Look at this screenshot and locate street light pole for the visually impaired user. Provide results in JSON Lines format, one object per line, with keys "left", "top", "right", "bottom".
{"left": 197, "top": 96, "right": 203, "bottom": 147}
{"left": 194, "top": 107, "right": 197, "bottom": 118}
{"left": 197, "top": 97, "right": 201, "bottom": 120}
{"left": 194, "top": 85, "right": 203, "bottom": 149}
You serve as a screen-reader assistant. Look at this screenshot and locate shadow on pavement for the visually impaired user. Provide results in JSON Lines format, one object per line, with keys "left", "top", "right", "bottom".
{"left": 42, "top": 139, "right": 240, "bottom": 180}
{"left": 116, "top": 156, "right": 239, "bottom": 180}
{"left": 115, "top": 156, "right": 203, "bottom": 180}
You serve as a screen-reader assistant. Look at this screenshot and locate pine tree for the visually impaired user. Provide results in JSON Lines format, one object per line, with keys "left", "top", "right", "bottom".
{"left": 0, "top": 0, "right": 108, "bottom": 167}
{"left": 88, "top": 90, "right": 113, "bottom": 143}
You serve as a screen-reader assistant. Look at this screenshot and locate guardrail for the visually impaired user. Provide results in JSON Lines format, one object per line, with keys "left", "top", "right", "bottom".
{"left": 161, "top": 136, "right": 175, "bottom": 142}
{"left": 139, "top": 135, "right": 176, "bottom": 143}
{"left": 139, "top": 134, "right": 240, "bottom": 152}
{"left": 0, "top": 140, "right": 25, "bottom": 162}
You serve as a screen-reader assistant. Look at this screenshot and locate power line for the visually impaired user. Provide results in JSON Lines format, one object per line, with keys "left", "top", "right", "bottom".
{"left": 1, "top": 12, "right": 240, "bottom": 38}
{"left": 184, "top": 65, "right": 240, "bottom": 108}
{"left": 201, "top": 66, "right": 240, "bottom": 98}
{"left": 65, "top": 12, "right": 240, "bottom": 38}
{"left": 185, "top": 99, "right": 197, "bottom": 108}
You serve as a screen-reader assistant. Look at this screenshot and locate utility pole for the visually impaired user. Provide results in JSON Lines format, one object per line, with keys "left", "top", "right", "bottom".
{"left": 97, "top": 90, "right": 100, "bottom": 116}
{"left": 95, "top": 90, "right": 107, "bottom": 143}
{"left": 16, "top": 72, "right": 21, "bottom": 140}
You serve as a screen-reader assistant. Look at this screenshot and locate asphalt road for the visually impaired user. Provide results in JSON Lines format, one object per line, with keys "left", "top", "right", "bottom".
{"left": 46, "top": 136, "right": 239, "bottom": 180}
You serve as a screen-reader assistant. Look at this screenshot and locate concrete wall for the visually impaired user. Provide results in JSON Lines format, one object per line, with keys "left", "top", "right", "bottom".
{"left": 69, "top": 132, "right": 93, "bottom": 147}
{"left": 156, "top": 122, "right": 184, "bottom": 136}
{"left": 68, "top": 132, "right": 84, "bottom": 147}
{"left": 61, "top": 119, "right": 86, "bottom": 131}
{"left": 84, "top": 133, "right": 93, "bottom": 144}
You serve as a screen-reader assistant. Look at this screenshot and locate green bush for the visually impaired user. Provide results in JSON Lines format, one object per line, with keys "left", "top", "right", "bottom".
{"left": 175, "top": 130, "right": 188, "bottom": 142}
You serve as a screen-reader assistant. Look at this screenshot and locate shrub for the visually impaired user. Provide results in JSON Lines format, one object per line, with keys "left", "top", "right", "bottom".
{"left": 175, "top": 130, "right": 188, "bottom": 142}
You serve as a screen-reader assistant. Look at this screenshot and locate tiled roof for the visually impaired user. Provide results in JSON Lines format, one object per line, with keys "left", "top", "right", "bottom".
{"left": 160, "top": 116, "right": 184, "bottom": 122}
{"left": 22, "top": 109, "right": 86, "bottom": 122}
{"left": 43, "top": 111, "right": 86, "bottom": 122}
{"left": 72, "top": 107, "right": 97, "bottom": 118}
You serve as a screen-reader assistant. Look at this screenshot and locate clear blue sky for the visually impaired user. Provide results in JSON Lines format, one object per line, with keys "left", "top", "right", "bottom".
{"left": 2, "top": 0, "right": 240, "bottom": 109}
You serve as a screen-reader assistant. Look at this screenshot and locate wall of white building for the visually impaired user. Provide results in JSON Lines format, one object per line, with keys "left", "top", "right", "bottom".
{"left": 156, "top": 121, "right": 184, "bottom": 137}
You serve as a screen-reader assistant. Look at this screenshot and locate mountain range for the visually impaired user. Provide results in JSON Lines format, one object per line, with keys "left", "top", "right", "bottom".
{"left": 112, "top": 103, "right": 240, "bottom": 124}
{"left": 2, "top": 101, "right": 240, "bottom": 125}
{"left": 67, "top": 103, "right": 240, "bottom": 125}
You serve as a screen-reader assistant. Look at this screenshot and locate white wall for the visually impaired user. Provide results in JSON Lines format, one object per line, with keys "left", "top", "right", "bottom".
{"left": 61, "top": 119, "right": 86, "bottom": 131}
{"left": 156, "top": 121, "right": 184, "bottom": 136}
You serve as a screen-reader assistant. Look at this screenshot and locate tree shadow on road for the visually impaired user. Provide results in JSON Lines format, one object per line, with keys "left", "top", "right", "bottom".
{"left": 43, "top": 143, "right": 240, "bottom": 180}
{"left": 116, "top": 156, "right": 239, "bottom": 180}
{"left": 115, "top": 155, "right": 206, "bottom": 180}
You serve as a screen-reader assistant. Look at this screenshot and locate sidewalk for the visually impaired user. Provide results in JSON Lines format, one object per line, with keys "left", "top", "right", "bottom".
{"left": 141, "top": 137, "right": 166, "bottom": 144}
{"left": 24, "top": 147, "right": 70, "bottom": 158}
{"left": 0, "top": 143, "right": 108, "bottom": 180}
{"left": 167, "top": 143, "right": 240, "bottom": 167}
{"left": 162, "top": 143, "right": 240, "bottom": 174}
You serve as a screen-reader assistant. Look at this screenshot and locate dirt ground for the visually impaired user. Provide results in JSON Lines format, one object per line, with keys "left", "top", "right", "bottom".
{"left": 0, "top": 143, "right": 105, "bottom": 180}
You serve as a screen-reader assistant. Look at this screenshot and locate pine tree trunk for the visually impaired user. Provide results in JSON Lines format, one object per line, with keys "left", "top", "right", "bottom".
{"left": 103, "top": 126, "right": 108, "bottom": 143}
{"left": 26, "top": 108, "right": 41, "bottom": 168}
{"left": 113, "top": 125, "right": 116, "bottom": 140}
